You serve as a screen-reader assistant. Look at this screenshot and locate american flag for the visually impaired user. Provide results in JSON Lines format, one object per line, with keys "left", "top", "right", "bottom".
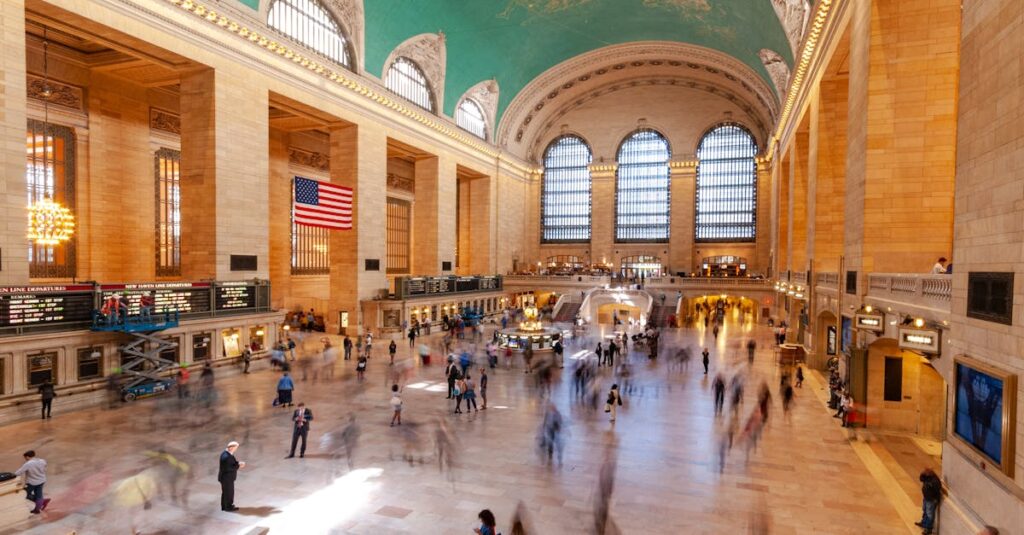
{"left": 293, "top": 176, "right": 353, "bottom": 230}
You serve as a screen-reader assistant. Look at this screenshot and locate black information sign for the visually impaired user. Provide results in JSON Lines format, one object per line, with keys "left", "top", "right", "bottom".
{"left": 0, "top": 285, "right": 95, "bottom": 327}
{"left": 215, "top": 283, "right": 256, "bottom": 310}
{"left": 100, "top": 283, "right": 212, "bottom": 315}
{"left": 398, "top": 276, "right": 502, "bottom": 298}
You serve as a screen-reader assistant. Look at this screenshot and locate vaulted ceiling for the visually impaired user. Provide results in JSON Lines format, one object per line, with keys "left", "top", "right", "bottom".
{"left": 362, "top": 0, "right": 794, "bottom": 122}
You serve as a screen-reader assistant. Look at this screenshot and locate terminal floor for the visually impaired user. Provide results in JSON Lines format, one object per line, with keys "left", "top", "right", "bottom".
{"left": 0, "top": 317, "right": 921, "bottom": 534}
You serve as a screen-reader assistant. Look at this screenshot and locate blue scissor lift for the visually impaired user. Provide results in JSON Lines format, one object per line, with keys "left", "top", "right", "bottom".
{"left": 91, "top": 310, "right": 181, "bottom": 401}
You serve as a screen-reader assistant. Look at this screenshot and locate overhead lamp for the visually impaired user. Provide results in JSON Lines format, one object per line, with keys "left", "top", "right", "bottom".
{"left": 864, "top": 305, "right": 873, "bottom": 313}
{"left": 914, "top": 317, "right": 925, "bottom": 328}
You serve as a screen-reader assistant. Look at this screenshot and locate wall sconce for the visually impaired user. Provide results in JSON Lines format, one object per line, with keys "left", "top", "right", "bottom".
{"left": 914, "top": 317, "right": 925, "bottom": 328}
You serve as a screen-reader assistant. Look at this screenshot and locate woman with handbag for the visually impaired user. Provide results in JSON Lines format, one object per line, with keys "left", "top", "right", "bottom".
{"left": 605, "top": 384, "right": 623, "bottom": 421}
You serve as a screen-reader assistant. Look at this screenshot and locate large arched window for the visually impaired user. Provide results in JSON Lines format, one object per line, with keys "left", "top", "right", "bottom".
{"left": 455, "top": 99, "right": 487, "bottom": 140}
{"left": 615, "top": 129, "right": 671, "bottom": 242}
{"left": 267, "top": 0, "right": 352, "bottom": 68}
{"left": 542, "top": 135, "right": 592, "bottom": 242}
{"left": 386, "top": 57, "right": 434, "bottom": 112}
{"left": 695, "top": 124, "right": 758, "bottom": 242}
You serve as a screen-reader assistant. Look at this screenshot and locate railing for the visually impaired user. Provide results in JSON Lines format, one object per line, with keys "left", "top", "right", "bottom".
{"left": 792, "top": 271, "right": 808, "bottom": 285}
{"left": 815, "top": 272, "right": 839, "bottom": 289}
{"left": 865, "top": 273, "right": 952, "bottom": 311}
{"left": 503, "top": 274, "right": 612, "bottom": 285}
{"left": 646, "top": 277, "right": 773, "bottom": 288}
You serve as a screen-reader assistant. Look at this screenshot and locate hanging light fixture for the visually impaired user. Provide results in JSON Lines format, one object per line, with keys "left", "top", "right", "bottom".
{"left": 27, "top": 30, "right": 75, "bottom": 246}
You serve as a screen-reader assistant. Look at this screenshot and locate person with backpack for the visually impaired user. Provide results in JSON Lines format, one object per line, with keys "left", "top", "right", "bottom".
{"left": 606, "top": 384, "right": 623, "bottom": 422}
{"left": 916, "top": 469, "right": 942, "bottom": 534}
{"left": 389, "top": 384, "right": 403, "bottom": 426}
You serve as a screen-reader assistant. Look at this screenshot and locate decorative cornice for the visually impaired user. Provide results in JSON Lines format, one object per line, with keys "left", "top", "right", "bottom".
{"left": 768, "top": 0, "right": 840, "bottom": 161}
{"left": 149, "top": 107, "right": 181, "bottom": 135}
{"left": 288, "top": 147, "right": 330, "bottom": 171}
{"left": 162, "top": 0, "right": 539, "bottom": 177}
{"left": 27, "top": 74, "right": 84, "bottom": 111}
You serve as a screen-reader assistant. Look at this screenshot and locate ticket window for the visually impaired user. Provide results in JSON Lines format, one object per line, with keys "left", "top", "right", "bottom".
{"left": 192, "top": 333, "right": 211, "bottom": 362}
{"left": 76, "top": 347, "right": 102, "bottom": 381}
{"left": 221, "top": 328, "right": 242, "bottom": 358}
{"left": 248, "top": 326, "right": 266, "bottom": 351}
{"left": 27, "top": 351, "right": 57, "bottom": 388}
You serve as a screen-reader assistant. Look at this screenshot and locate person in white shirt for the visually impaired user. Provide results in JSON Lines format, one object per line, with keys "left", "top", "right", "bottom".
{"left": 15, "top": 450, "right": 49, "bottom": 514}
{"left": 931, "top": 257, "right": 948, "bottom": 274}
{"left": 389, "top": 384, "right": 402, "bottom": 426}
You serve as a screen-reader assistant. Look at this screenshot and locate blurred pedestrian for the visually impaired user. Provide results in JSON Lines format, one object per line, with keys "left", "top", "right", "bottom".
{"left": 606, "top": 384, "right": 623, "bottom": 421}
{"left": 702, "top": 347, "right": 710, "bottom": 375}
{"left": 390, "top": 384, "right": 403, "bottom": 427}
{"left": 389, "top": 340, "right": 397, "bottom": 365}
{"left": 713, "top": 374, "right": 726, "bottom": 415}
{"left": 479, "top": 368, "right": 489, "bottom": 410}
{"left": 795, "top": 366, "right": 804, "bottom": 388}
{"left": 356, "top": 354, "right": 367, "bottom": 382}
{"left": 474, "top": 508, "right": 498, "bottom": 535}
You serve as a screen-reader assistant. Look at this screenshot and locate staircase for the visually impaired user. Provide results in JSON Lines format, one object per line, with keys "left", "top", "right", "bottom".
{"left": 554, "top": 302, "right": 581, "bottom": 322}
{"left": 648, "top": 305, "right": 674, "bottom": 327}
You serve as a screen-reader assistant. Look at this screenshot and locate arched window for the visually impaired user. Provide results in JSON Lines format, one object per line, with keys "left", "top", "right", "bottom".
{"left": 695, "top": 124, "right": 758, "bottom": 242}
{"left": 542, "top": 135, "right": 592, "bottom": 242}
{"left": 267, "top": 0, "right": 352, "bottom": 68}
{"left": 615, "top": 129, "right": 671, "bottom": 242}
{"left": 455, "top": 99, "right": 487, "bottom": 140}
{"left": 386, "top": 57, "right": 434, "bottom": 112}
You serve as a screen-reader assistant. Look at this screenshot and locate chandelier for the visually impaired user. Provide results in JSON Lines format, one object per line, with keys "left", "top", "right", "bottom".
{"left": 27, "top": 199, "right": 75, "bottom": 245}
{"left": 27, "top": 29, "right": 75, "bottom": 246}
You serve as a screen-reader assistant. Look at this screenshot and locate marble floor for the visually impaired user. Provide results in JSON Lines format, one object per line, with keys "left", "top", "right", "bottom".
{"left": 0, "top": 314, "right": 919, "bottom": 534}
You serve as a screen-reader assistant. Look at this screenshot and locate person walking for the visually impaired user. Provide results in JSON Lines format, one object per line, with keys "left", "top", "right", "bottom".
{"left": 407, "top": 327, "right": 416, "bottom": 349}
{"left": 464, "top": 374, "right": 479, "bottom": 412}
{"left": 343, "top": 335, "right": 353, "bottom": 361}
{"left": 712, "top": 324, "right": 720, "bottom": 340}
{"left": 356, "top": 354, "right": 367, "bottom": 382}
{"left": 287, "top": 402, "right": 313, "bottom": 458}
{"left": 607, "top": 340, "right": 617, "bottom": 368}
{"left": 38, "top": 380, "right": 56, "bottom": 420}
{"left": 276, "top": 372, "right": 294, "bottom": 407}
{"left": 916, "top": 468, "right": 942, "bottom": 534}
{"left": 15, "top": 450, "right": 49, "bottom": 514}
{"left": 479, "top": 367, "right": 488, "bottom": 410}
{"left": 554, "top": 339, "right": 564, "bottom": 368}
{"left": 606, "top": 384, "right": 623, "bottom": 422}
{"left": 454, "top": 376, "right": 467, "bottom": 414}
{"left": 287, "top": 337, "right": 297, "bottom": 361}
{"left": 474, "top": 509, "right": 498, "bottom": 535}
{"left": 746, "top": 339, "right": 756, "bottom": 364}
{"left": 712, "top": 374, "right": 726, "bottom": 415}
{"left": 389, "top": 340, "right": 397, "bottom": 365}
{"left": 795, "top": 366, "right": 805, "bottom": 388}
{"left": 218, "top": 441, "right": 245, "bottom": 511}
{"left": 595, "top": 342, "right": 603, "bottom": 368}
{"left": 390, "top": 384, "right": 403, "bottom": 426}
{"left": 701, "top": 347, "right": 710, "bottom": 375}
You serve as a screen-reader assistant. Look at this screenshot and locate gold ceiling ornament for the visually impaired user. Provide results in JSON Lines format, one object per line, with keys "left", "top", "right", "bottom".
{"left": 27, "top": 198, "right": 75, "bottom": 245}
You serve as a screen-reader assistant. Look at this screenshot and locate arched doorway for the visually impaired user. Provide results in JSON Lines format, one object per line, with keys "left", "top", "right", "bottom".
{"left": 620, "top": 255, "right": 663, "bottom": 279}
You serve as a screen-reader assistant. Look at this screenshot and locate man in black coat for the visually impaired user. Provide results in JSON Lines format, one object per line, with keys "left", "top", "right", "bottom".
{"left": 288, "top": 402, "right": 314, "bottom": 458}
{"left": 218, "top": 441, "right": 244, "bottom": 511}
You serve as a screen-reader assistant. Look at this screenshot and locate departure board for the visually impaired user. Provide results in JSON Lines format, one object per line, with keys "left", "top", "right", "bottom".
{"left": 100, "top": 282, "right": 212, "bottom": 315}
{"left": 398, "top": 276, "right": 502, "bottom": 298}
{"left": 0, "top": 285, "right": 95, "bottom": 327}
{"left": 215, "top": 283, "right": 256, "bottom": 310}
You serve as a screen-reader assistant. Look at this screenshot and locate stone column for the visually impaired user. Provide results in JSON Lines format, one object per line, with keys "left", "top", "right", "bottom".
{"left": 0, "top": 0, "right": 28, "bottom": 283}
{"left": 669, "top": 165, "right": 695, "bottom": 273}
{"left": 589, "top": 167, "right": 615, "bottom": 267}
{"left": 180, "top": 67, "right": 269, "bottom": 281}
{"left": 328, "top": 122, "right": 387, "bottom": 334}
{"left": 413, "top": 154, "right": 456, "bottom": 275}
{"left": 267, "top": 128, "right": 291, "bottom": 309}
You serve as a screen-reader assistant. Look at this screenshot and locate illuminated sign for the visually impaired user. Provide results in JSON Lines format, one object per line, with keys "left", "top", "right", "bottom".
{"left": 854, "top": 313, "right": 884, "bottom": 332}
{"left": 827, "top": 325, "right": 837, "bottom": 355}
{"left": 898, "top": 327, "right": 941, "bottom": 354}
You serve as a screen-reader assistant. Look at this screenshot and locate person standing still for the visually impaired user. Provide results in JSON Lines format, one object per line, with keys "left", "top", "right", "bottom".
{"left": 287, "top": 403, "right": 313, "bottom": 458}
{"left": 479, "top": 367, "right": 488, "bottom": 410}
{"left": 916, "top": 468, "right": 942, "bottom": 534}
{"left": 702, "top": 348, "right": 710, "bottom": 375}
{"left": 305, "top": 309, "right": 316, "bottom": 332}
{"left": 15, "top": 450, "right": 49, "bottom": 514}
{"left": 242, "top": 347, "right": 252, "bottom": 374}
{"left": 218, "top": 441, "right": 245, "bottom": 511}
{"left": 343, "top": 335, "right": 353, "bottom": 361}
{"left": 276, "top": 372, "right": 294, "bottom": 407}
{"left": 389, "top": 340, "right": 397, "bottom": 365}
{"left": 38, "top": 381, "right": 56, "bottom": 419}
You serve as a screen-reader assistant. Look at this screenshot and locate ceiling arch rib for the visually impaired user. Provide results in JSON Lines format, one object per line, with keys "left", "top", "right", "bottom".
{"left": 500, "top": 42, "right": 778, "bottom": 161}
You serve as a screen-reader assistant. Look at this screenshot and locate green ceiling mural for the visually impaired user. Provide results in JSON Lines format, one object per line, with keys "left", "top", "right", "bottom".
{"left": 364, "top": 0, "right": 793, "bottom": 122}
{"left": 236, "top": 0, "right": 259, "bottom": 10}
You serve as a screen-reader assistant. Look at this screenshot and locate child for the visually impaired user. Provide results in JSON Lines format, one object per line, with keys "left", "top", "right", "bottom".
{"left": 389, "top": 384, "right": 402, "bottom": 426}
{"left": 356, "top": 355, "right": 367, "bottom": 382}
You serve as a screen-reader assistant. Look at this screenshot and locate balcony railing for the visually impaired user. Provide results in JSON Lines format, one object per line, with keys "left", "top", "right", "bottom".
{"left": 792, "top": 271, "right": 808, "bottom": 285}
{"left": 865, "top": 273, "right": 952, "bottom": 311}
{"left": 503, "top": 274, "right": 612, "bottom": 285}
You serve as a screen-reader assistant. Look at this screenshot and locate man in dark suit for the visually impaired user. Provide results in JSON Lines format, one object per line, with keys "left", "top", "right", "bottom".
{"left": 218, "top": 441, "right": 244, "bottom": 511}
{"left": 287, "top": 402, "right": 314, "bottom": 458}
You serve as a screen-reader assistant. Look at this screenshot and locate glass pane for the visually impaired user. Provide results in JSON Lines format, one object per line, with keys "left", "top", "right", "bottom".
{"left": 615, "top": 129, "right": 671, "bottom": 242}
{"left": 268, "top": 0, "right": 351, "bottom": 68}
{"left": 695, "top": 124, "right": 758, "bottom": 242}
{"left": 541, "top": 136, "right": 592, "bottom": 242}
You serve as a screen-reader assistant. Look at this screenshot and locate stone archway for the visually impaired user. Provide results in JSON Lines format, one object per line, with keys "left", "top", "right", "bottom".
{"left": 813, "top": 310, "right": 838, "bottom": 370}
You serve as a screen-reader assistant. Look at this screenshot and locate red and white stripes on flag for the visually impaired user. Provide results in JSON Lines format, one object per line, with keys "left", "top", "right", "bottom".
{"left": 293, "top": 176, "right": 353, "bottom": 230}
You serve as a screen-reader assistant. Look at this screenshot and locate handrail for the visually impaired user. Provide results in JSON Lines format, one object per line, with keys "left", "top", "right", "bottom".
{"left": 865, "top": 273, "right": 952, "bottom": 310}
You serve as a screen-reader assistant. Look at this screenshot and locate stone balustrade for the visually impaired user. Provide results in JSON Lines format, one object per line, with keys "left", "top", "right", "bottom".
{"left": 865, "top": 273, "right": 952, "bottom": 312}
{"left": 815, "top": 272, "right": 839, "bottom": 289}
